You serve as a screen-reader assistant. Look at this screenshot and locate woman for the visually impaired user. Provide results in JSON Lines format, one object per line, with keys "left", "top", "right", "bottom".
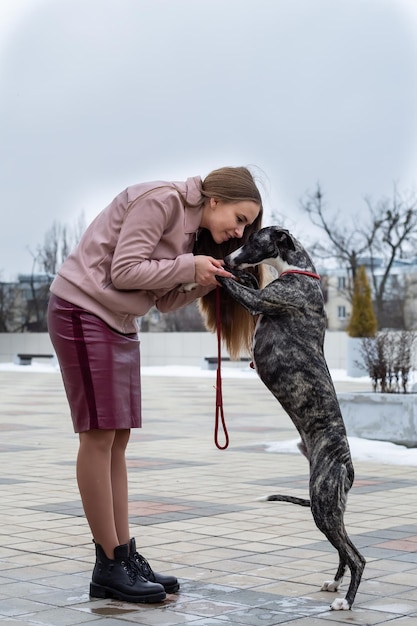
{"left": 47, "top": 166, "right": 263, "bottom": 603}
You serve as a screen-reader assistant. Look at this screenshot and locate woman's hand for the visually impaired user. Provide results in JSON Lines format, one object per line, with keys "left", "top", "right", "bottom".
{"left": 194, "top": 255, "right": 234, "bottom": 286}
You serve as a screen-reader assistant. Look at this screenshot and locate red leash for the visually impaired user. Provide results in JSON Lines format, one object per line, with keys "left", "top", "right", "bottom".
{"left": 213, "top": 270, "right": 320, "bottom": 448}
{"left": 214, "top": 286, "right": 229, "bottom": 450}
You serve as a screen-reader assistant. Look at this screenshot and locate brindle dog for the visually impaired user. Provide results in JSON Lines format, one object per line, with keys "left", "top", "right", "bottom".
{"left": 217, "top": 226, "right": 365, "bottom": 611}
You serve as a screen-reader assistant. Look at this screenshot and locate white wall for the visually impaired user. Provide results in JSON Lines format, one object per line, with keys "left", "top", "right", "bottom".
{"left": 323, "top": 331, "right": 347, "bottom": 370}
{"left": 0, "top": 331, "right": 347, "bottom": 370}
{"left": 139, "top": 332, "right": 220, "bottom": 367}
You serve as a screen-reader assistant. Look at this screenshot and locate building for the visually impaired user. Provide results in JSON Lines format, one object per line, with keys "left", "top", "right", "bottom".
{"left": 0, "top": 273, "right": 53, "bottom": 332}
{"left": 320, "top": 258, "right": 417, "bottom": 331}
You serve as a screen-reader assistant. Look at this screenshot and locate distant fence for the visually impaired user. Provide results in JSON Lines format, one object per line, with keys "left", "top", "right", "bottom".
{"left": 0, "top": 331, "right": 347, "bottom": 370}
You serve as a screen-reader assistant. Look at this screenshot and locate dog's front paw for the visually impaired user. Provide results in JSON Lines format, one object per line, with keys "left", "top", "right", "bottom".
{"left": 321, "top": 579, "right": 341, "bottom": 592}
{"left": 330, "top": 598, "right": 350, "bottom": 611}
{"left": 215, "top": 275, "right": 232, "bottom": 286}
{"left": 231, "top": 268, "right": 259, "bottom": 289}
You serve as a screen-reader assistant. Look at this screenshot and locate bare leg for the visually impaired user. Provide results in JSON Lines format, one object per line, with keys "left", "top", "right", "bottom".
{"left": 77, "top": 429, "right": 119, "bottom": 558}
{"left": 111, "top": 429, "right": 131, "bottom": 546}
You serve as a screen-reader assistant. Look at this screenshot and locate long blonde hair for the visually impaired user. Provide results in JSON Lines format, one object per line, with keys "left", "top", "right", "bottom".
{"left": 194, "top": 166, "right": 264, "bottom": 359}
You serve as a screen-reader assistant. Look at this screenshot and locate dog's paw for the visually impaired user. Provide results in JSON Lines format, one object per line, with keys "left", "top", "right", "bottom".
{"left": 330, "top": 598, "right": 350, "bottom": 611}
{"left": 321, "top": 579, "right": 341, "bottom": 592}
{"left": 231, "top": 268, "right": 259, "bottom": 289}
{"left": 215, "top": 275, "right": 228, "bottom": 285}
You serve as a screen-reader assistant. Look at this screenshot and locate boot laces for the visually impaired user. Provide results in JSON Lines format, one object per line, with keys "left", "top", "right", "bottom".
{"left": 121, "top": 559, "right": 142, "bottom": 584}
{"left": 131, "top": 552, "right": 156, "bottom": 582}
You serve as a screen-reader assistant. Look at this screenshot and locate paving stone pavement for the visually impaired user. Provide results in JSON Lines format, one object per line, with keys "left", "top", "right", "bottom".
{"left": 1, "top": 366, "right": 417, "bottom": 625}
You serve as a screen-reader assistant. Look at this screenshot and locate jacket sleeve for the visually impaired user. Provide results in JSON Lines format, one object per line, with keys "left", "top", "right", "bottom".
{"left": 110, "top": 192, "right": 196, "bottom": 290}
{"left": 155, "top": 285, "right": 214, "bottom": 313}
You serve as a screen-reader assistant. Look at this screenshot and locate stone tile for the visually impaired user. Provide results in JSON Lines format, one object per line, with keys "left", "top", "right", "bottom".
{"left": 1, "top": 371, "right": 417, "bottom": 625}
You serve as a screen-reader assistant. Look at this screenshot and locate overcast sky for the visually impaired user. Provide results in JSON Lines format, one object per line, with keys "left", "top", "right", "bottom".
{"left": 1, "top": 0, "right": 417, "bottom": 280}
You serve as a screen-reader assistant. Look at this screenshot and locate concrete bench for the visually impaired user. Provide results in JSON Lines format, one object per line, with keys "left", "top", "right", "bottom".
{"left": 16, "top": 353, "right": 55, "bottom": 366}
{"left": 204, "top": 356, "right": 252, "bottom": 370}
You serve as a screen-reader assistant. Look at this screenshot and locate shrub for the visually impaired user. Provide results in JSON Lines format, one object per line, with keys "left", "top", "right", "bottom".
{"left": 358, "top": 330, "right": 417, "bottom": 393}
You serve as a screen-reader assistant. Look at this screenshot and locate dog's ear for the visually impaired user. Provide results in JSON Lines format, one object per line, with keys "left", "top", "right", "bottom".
{"left": 273, "top": 228, "right": 296, "bottom": 251}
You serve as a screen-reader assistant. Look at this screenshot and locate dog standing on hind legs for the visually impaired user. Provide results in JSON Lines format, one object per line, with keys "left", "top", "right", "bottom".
{"left": 216, "top": 226, "right": 366, "bottom": 611}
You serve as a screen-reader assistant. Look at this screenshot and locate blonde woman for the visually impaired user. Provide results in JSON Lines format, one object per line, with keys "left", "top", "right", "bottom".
{"left": 47, "top": 166, "right": 263, "bottom": 603}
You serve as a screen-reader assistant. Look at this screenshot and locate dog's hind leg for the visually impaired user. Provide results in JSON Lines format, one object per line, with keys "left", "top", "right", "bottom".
{"left": 310, "top": 467, "right": 365, "bottom": 610}
{"left": 321, "top": 559, "right": 347, "bottom": 593}
{"left": 320, "top": 531, "right": 366, "bottom": 610}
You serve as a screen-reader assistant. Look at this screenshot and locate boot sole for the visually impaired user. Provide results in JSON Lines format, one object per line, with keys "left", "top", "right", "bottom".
{"left": 163, "top": 581, "right": 180, "bottom": 594}
{"left": 90, "top": 582, "right": 166, "bottom": 603}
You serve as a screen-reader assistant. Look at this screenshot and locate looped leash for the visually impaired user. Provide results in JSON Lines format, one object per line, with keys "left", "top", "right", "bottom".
{"left": 214, "top": 286, "right": 229, "bottom": 450}
{"left": 212, "top": 271, "right": 319, "bottom": 449}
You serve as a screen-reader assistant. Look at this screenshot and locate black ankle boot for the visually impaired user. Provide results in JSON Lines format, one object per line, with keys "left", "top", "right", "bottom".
{"left": 129, "top": 537, "right": 180, "bottom": 594}
{"left": 90, "top": 541, "right": 166, "bottom": 603}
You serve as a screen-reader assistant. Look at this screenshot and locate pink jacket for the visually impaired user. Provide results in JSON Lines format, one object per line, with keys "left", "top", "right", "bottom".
{"left": 50, "top": 176, "right": 213, "bottom": 333}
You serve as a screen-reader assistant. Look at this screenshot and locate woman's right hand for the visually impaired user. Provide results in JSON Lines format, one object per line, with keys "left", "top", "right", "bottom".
{"left": 194, "top": 255, "right": 234, "bottom": 286}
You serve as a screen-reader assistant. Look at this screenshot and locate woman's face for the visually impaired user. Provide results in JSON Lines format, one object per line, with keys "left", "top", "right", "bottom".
{"left": 201, "top": 198, "right": 260, "bottom": 244}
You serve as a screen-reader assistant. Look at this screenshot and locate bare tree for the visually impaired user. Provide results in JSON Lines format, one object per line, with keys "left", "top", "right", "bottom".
{"left": 300, "top": 185, "right": 417, "bottom": 327}
{"left": 35, "top": 221, "right": 61, "bottom": 276}
{"left": 33, "top": 212, "right": 86, "bottom": 275}
{"left": 365, "top": 189, "right": 417, "bottom": 323}
{"left": 21, "top": 212, "right": 87, "bottom": 331}
{"left": 0, "top": 214, "right": 87, "bottom": 332}
{"left": 0, "top": 281, "right": 22, "bottom": 332}
{"left": 300, "top": 184, "right": 382, "bottom": 282}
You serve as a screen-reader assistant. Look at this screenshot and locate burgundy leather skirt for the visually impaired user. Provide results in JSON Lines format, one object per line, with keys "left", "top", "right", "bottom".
{"left": 47, "top": 294, "right": 141, "bottom": 433}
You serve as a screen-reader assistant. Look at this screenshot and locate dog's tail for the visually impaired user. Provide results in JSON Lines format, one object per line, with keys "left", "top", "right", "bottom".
{"left": 256, "top": 494, "right": 310, "bottom": 507}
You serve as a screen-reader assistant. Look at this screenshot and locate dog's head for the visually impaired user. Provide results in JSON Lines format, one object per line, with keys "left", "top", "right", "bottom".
{"left": 225, "top": 227, "right": 296, "bottom": 270}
